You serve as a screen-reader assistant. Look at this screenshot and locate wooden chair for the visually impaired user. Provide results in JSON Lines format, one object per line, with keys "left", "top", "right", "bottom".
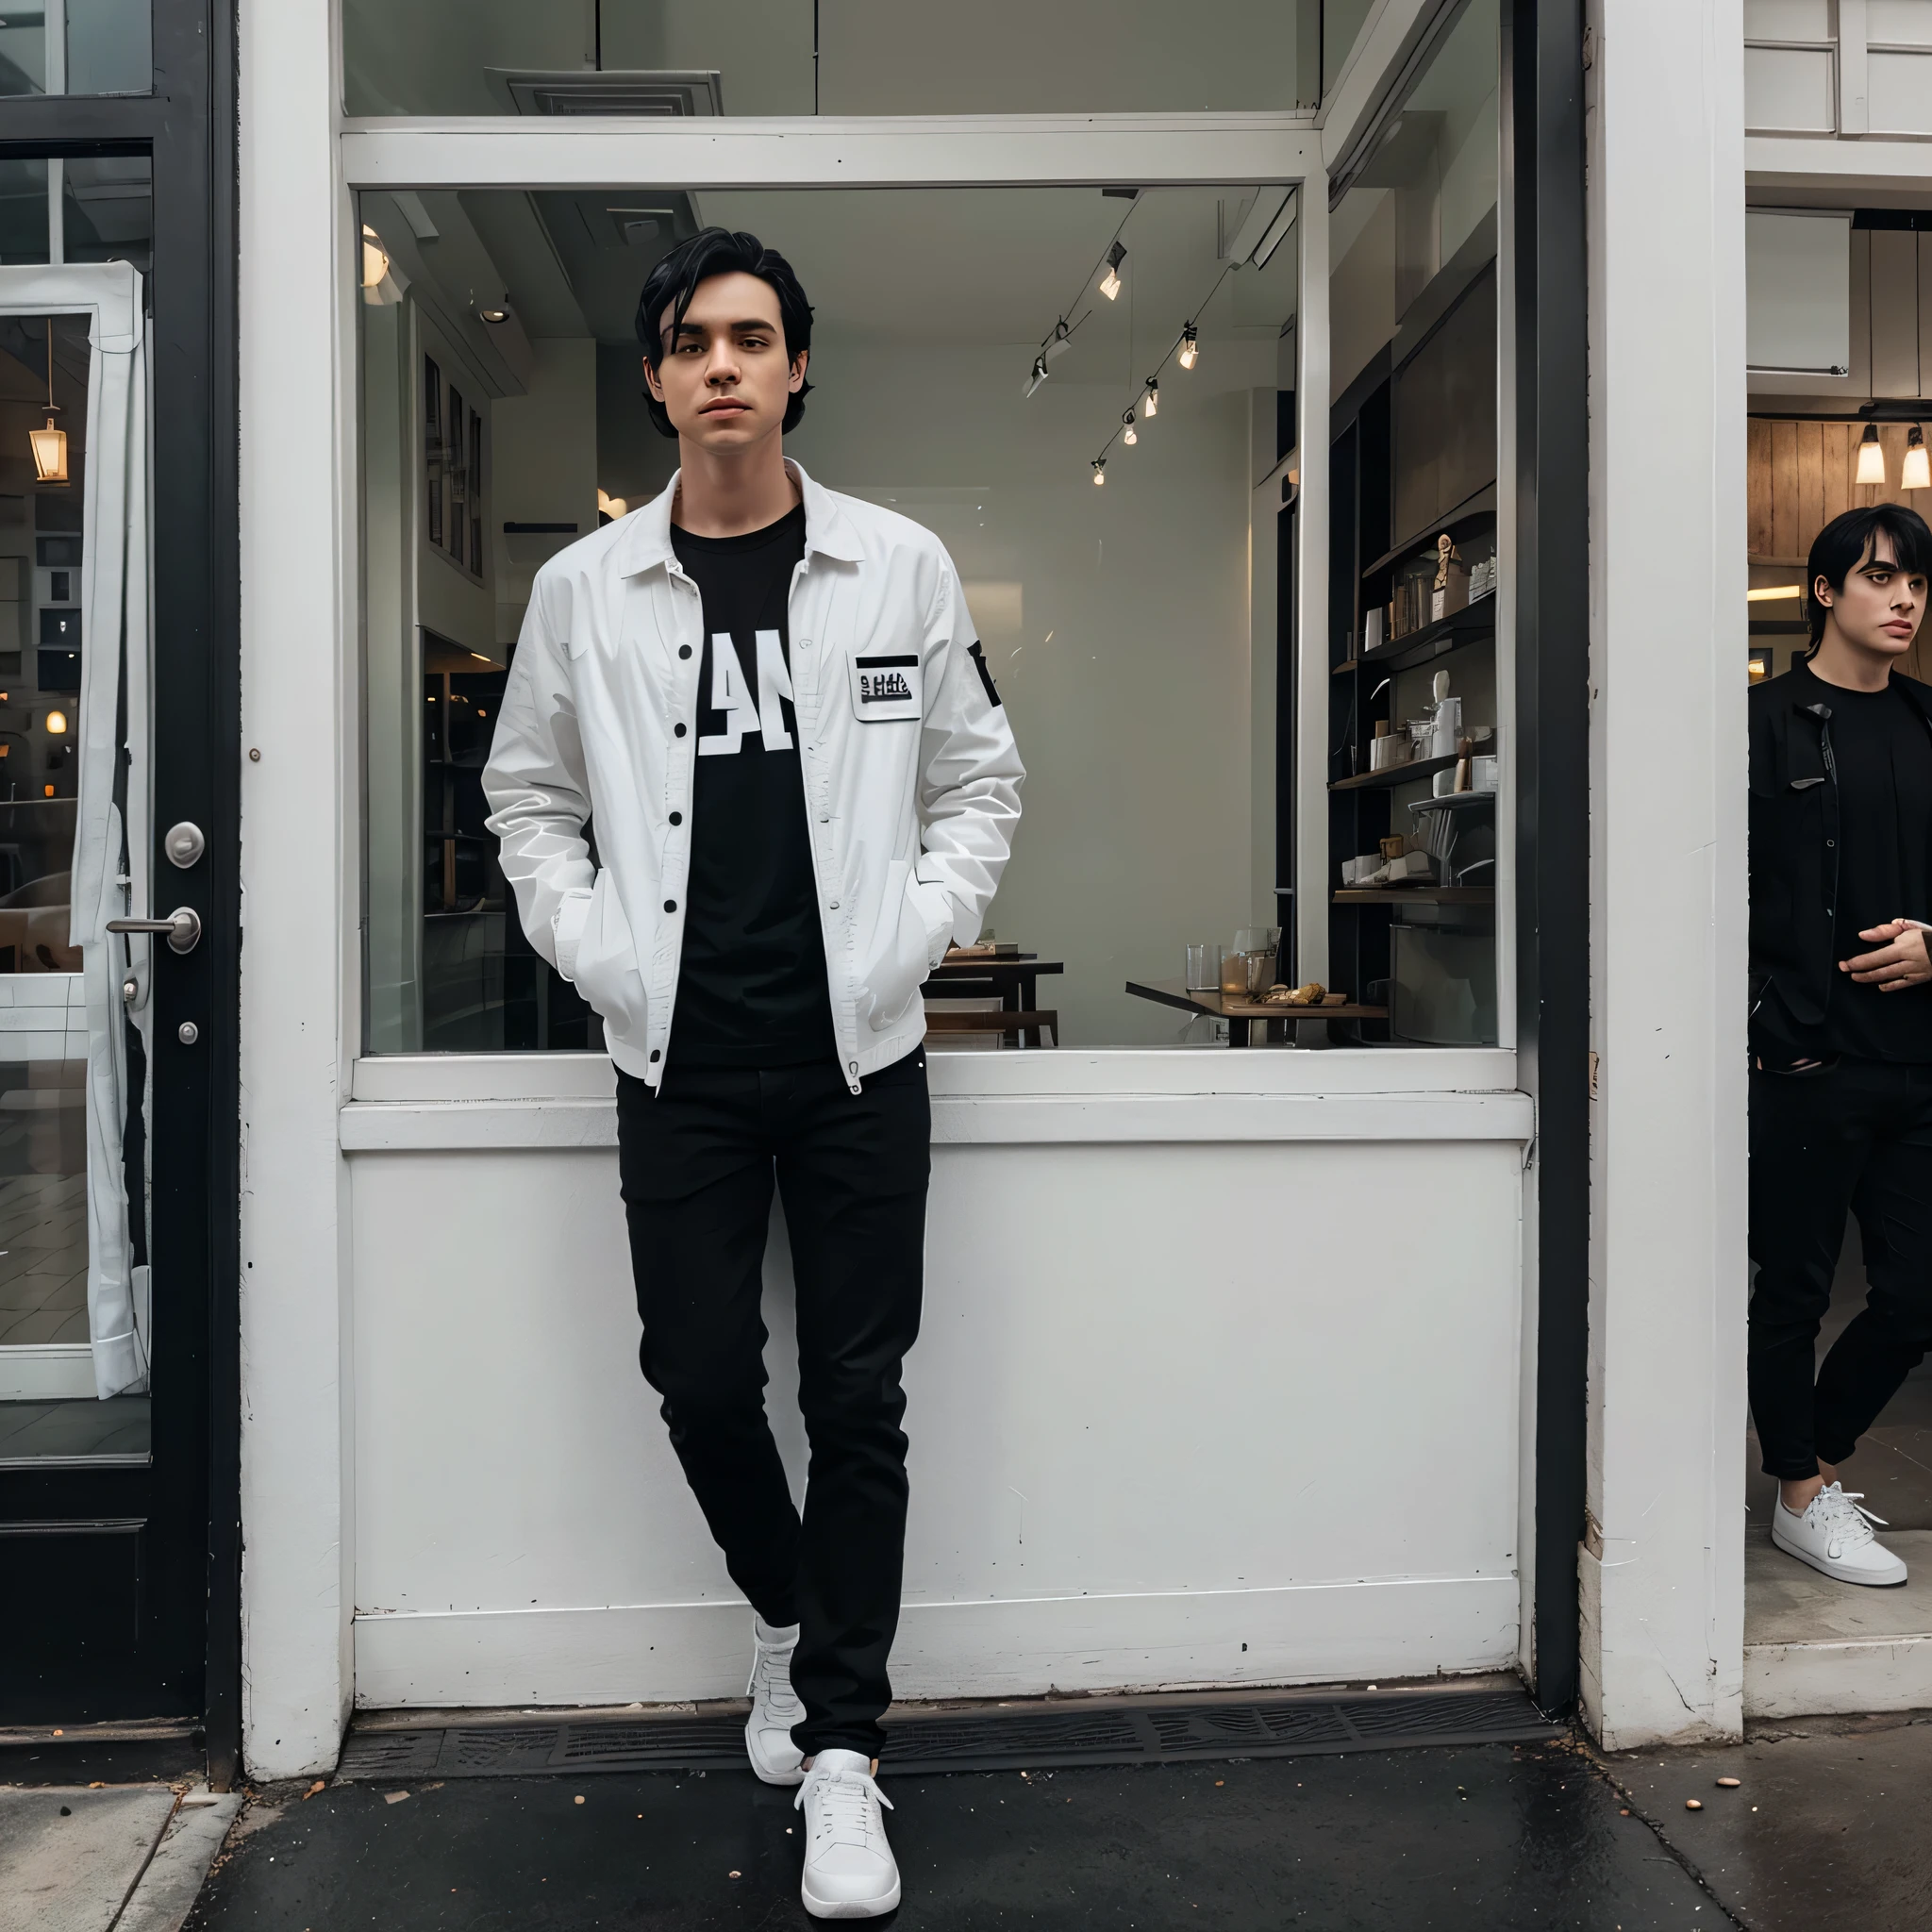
{"left": 923, "top": 1008, "right": 1058, "bottom": 1050}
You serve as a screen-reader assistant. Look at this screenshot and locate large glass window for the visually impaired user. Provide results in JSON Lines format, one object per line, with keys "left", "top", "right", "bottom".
{"left": 1324, "top": 0, "right": 1503, "bottom": 1047}
{"left": 358, "top": 179, "right": 1302, "bottom": 1051}
{"left": 0, "top": 2, "right": 152, "bottom": 98}
{"left": 342, "top": 2, "right": 1324, "bottom": 118}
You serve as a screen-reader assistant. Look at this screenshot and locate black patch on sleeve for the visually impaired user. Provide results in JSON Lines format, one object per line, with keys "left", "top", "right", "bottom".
{"left": 968, "top": 639, "right": 1002, "bottom": 709}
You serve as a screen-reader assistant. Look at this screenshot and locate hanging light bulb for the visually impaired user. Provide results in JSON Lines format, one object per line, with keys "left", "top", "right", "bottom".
{"left": 1142, "top": 380, "right": 1158, "bottom": 419}
{"left": 1022, "top": 353, "right": 1049, "bottom": 399}
{"left": 1122, "top": 409, "right": 1137, "bottom": 447}
{"left": 1857, "top": 422, "right": 1887, "bottom": 488}
{"left": 1905, "top": 425, "right": 1931, "bottom": 492}
{"left": 1091, "top": 458, "right": 1107, "bottom": 486}
{"left": 1099, "top": 240, "right": 1127, "bottom": 302}
{"left": 28, "top": 318, "right": 65, "bottom": 486}
{"left": 1177, "top": 324, "right": 1199, "bottom": 371}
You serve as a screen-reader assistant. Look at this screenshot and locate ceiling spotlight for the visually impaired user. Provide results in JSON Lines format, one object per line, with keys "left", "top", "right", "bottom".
{"left": 44, "top": 709, "right": 67, "bottom": 735}
{"left": 478, "top": 303, "right": 509, "bottom": 325}
{"left": 360, "top": 224, "right": 390, "bottom": 291}
{"left": 1177, "top": 325, "right": 1199, "bottom": 371}
{"left": 1857, "top": 421, "right": 1887, "bottom": 487}
{"left": 1099, "top": 240, "right": 1126, "bottom": 302}
{"left": 1122, "top": 409, "right": 1138, "bottom": 447}
{"left": 1141, "top": 380, "right": 1158, "bottom": 419}
{"left": 1023, "top": 354, "right": 1050, "bottom": 399}
{"left": 1906, "top": 425, "right": 1931, "bottom": 493}
{"left": 1092, "top": 458, "right": 1107, "bottom": 486}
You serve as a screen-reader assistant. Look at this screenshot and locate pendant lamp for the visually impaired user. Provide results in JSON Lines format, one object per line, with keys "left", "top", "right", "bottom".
{"left": 1857, "top": 422, "right": 1886, "bottom": 488}
{"left": 28, "top": 319, "right": 65, "bottom": 486}
{"left": 1905, "top": 425, "right": 1931, "bottom": 493}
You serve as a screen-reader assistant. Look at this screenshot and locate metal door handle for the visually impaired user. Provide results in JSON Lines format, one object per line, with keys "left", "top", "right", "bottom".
{"left": 107, "top": 907, "right": 202, "bottom": 954}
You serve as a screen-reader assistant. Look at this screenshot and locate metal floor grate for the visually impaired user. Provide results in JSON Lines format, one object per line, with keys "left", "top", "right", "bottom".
{"left": 337, "top": 1685, "right": 1561, "bottom": 1782}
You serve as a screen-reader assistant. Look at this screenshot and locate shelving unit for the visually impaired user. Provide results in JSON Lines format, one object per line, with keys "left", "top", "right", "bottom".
{"left": 1327, "top": 253, "right": 1501, "bottom": 1049}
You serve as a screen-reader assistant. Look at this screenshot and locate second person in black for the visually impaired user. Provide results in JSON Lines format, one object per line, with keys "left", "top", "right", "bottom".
{"left": 1749, "top": 502, "right": 1932, "bottom": 1590}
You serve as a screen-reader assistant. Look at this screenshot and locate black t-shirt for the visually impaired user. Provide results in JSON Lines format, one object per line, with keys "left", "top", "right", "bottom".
{"left": 1795, "top": 663, "right": 1932, "bottom": 1061}
{"left": 666, "top": 504, "right": 835, "bottom": 1069}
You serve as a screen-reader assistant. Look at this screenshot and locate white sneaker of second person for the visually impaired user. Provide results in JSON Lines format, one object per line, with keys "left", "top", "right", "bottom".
{"left": 1772, "top": 1481, "right": 1908, "bottom": 1587}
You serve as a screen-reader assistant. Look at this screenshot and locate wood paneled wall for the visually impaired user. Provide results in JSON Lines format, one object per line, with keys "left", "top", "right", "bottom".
{"left": 1748, "top": 418, "right": 1932, "bottom": 563}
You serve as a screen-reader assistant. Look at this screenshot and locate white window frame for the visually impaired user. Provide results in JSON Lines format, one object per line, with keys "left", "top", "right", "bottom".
{"left": 332, "top": 111, "right": 1518, "bottom": 1115}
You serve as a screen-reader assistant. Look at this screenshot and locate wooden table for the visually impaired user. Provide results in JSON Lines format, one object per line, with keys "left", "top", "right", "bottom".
{"left": 1125, "top": 978, "right": 1389, "bottom": 1046}
{"left": 924, "top": 953, "right": 1064, "bottom": 1015}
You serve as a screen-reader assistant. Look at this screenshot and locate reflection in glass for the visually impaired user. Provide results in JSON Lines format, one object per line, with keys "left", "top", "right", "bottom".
{"left": 0, "top": 0, "right": 151, "bottom": 97}
{"left": 62, "top": 157, "right": 155, "bottom": 278}
{"left": 341, "top": 0, "right": 1321, "bottom": 118}
{"left": 0, "top": 161, "right": 50, "bottom": 268}
{"left": 0, "top": 312, "right": 121, "bottom": 1458}
{"left": 360, "top": 181, "right": 1303, "bottom": 1048}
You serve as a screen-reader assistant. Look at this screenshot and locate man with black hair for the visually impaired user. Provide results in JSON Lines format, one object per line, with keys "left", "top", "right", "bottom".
{"left": 1750, "top": 501, "right": 1932, "bottom": 1589}
{"left": 483, "top": 228, "right": 1023, "bottom": 1918}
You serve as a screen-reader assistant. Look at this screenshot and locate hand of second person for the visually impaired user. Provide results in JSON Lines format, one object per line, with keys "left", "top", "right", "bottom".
{"left": 1841, "top": 920, "right": 1932, "bottom": 991}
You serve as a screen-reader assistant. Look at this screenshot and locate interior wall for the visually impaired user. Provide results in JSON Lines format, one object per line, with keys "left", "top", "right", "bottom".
{"left": 491, "top": 338, "right": 600, "bottom": 651}
{"left": 782, "top": 340, "right": 1271, "bottom": 1043}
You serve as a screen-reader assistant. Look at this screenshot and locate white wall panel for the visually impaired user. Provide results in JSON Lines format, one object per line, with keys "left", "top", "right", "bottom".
{"left": 1742, "top": 1, "right": 1834, "bottom": 36}
{"left": 1744, "top": 47, "right": 1838, "bottom": 134}
{"left": 1868, "top": 50, "right": 1932, "bottom": 134}
{"left": 349, "top": 1133, "right": 1524, "bottom": 1706}
{"left": 1871, "top": 0, "right": 1932, "bottom": 46}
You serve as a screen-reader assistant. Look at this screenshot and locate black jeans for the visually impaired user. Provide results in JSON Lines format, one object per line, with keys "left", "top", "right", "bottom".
{"left": 1749, "top": 1056, "right": 1932, "bottom": 1478}
{"left": 614, "top": 1051, "right": 929, "bottom": 1760}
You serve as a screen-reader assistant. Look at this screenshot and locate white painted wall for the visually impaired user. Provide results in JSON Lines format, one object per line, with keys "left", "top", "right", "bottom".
{"left": 346, "top": 1085, "right": 1530, "bottom": 1707}
{"left": 780, "top": 341, "right": 1279, "bottom": 1043}
{"left": 239, "top": 0, "right": 354, "bottom": 1778}
{"left": 1581, "top": 0, "right": 1749, "bottom": 1747}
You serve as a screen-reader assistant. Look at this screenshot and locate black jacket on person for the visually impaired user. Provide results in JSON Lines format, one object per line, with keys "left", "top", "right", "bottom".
{"left": 1749, "top": 661, "right": 1932, "bottom": 1055}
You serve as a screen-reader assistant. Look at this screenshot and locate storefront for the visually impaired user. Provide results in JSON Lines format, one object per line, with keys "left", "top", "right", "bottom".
{"left": 9, "top": 0, "right": 1783, "bottom": 1785}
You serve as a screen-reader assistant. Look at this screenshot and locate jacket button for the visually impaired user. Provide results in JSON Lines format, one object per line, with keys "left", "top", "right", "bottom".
{"left": 678, "top": 644, "right": 691, "bottom": 658}
{"left": 664, "top": 899, "right": 677, "bottom": 913}
{"left": 669, "top": 811, "right": 683, "bottom": 825}
{"left": 650, "top": 1049, "right": 661, "bottom": 1062}
{"left": 829, "top": 900, "right": 840, "bottom": 910}
{"left": 1826, "top": 839, "right": 1835, "bottom": 848}
{"left": 675, "top": 723, "right": 687, "bottom": 738}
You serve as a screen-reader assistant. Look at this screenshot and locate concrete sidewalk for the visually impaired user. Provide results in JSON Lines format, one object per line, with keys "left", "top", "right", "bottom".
{"left": 0, "top": 1783, "right": 241, "bottom": 1932}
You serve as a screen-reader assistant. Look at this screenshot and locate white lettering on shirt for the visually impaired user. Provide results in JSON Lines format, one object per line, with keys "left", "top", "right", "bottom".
{"left": 697, "top": 629, "right": 792, "bottom": 757}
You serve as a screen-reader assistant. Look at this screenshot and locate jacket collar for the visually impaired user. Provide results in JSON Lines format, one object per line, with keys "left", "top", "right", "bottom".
{"left": 612, "top": 458, "right": 863, "bottom": 575}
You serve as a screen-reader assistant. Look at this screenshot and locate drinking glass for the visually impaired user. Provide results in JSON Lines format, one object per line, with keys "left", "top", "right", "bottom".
{"left": 1185, "top": 943, "right": 1222, "bottom": 990}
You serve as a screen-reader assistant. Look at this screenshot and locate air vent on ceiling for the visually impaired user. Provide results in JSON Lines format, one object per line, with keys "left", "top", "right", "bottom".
{"left": 491, "top": 70, "right": 724, "bottom": 118}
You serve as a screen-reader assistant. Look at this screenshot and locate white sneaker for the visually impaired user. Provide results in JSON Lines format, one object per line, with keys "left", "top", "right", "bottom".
{"left": 744, "top": 1616, "right": 806, "bottom": 1786}
{"left": 794, "top": 1747, "right": 900, "bottom": 1919}
{"left": 1772, "top": 1481, "right": 1908, "bottom": 1587}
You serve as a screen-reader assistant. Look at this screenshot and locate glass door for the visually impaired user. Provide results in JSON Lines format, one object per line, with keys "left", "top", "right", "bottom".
{"left": 0, "top": 256, "right": 199, "bottom": 1726}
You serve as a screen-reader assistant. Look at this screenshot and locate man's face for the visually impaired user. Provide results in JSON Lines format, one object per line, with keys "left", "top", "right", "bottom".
{"left": 641, "top": 270, "right": 806, "bottom": 455}
{"left": 1818, "top": 529, "right": 1927, "bottom": 658}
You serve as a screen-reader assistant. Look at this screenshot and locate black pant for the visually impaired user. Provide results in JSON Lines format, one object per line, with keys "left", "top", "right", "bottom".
{"left": 1749, "top": 1056, "right": 1932, "bottom": 1478}
{"left": 614, "top": 1051, "right": 929, "bottom": 1760}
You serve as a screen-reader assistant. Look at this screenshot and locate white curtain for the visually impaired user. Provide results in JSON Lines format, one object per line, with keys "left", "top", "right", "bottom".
{"left": 5, "top": 262, "right": 157, "bottom": 1400}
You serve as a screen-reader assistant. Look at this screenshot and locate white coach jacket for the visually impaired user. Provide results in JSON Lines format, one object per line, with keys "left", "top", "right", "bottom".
{"left": 481, "top": 460, "right": 1024, "bottom": 1093}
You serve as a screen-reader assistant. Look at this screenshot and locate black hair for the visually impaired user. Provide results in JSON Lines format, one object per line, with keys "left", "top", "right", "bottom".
{"left": 1805, "top": 502, "right": 1932, "bottom": 646}
{"left": 634, "top": 227, "right": 814, "bottom": 440}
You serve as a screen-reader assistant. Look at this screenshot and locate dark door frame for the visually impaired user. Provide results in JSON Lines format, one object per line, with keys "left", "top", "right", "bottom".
{"left": 1503, "top": 0, "right": 1591, "bottom": 1718}
{"left": 0, "top": 0, "right": 241, "bottom": 1786}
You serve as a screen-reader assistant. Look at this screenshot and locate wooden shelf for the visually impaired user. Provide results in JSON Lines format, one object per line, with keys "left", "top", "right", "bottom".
{"left": 1332, "top": 888, "right": 1495, "bottom": 905}
{"left": 1332, "top": 658, "right": 1358, "bottom": 675}
{"left": 1361, "top": 591, "right": 1497, "bottom": 671}
{"left": 1330, "top": 752, "right": 1459, "bottom": 793}
{"left": 1360, "top": 483, "right": 1498, "bottom": 580}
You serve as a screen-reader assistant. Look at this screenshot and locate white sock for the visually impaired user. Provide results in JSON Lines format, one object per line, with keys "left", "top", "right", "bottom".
{"left": 755, "top": 1613, "right": 800, "bottom": 1648}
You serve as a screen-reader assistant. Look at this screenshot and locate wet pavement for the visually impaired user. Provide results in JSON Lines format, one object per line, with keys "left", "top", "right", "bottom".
{"left": 183, "top": 1739, "right": 1724, "bottom": 1931}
